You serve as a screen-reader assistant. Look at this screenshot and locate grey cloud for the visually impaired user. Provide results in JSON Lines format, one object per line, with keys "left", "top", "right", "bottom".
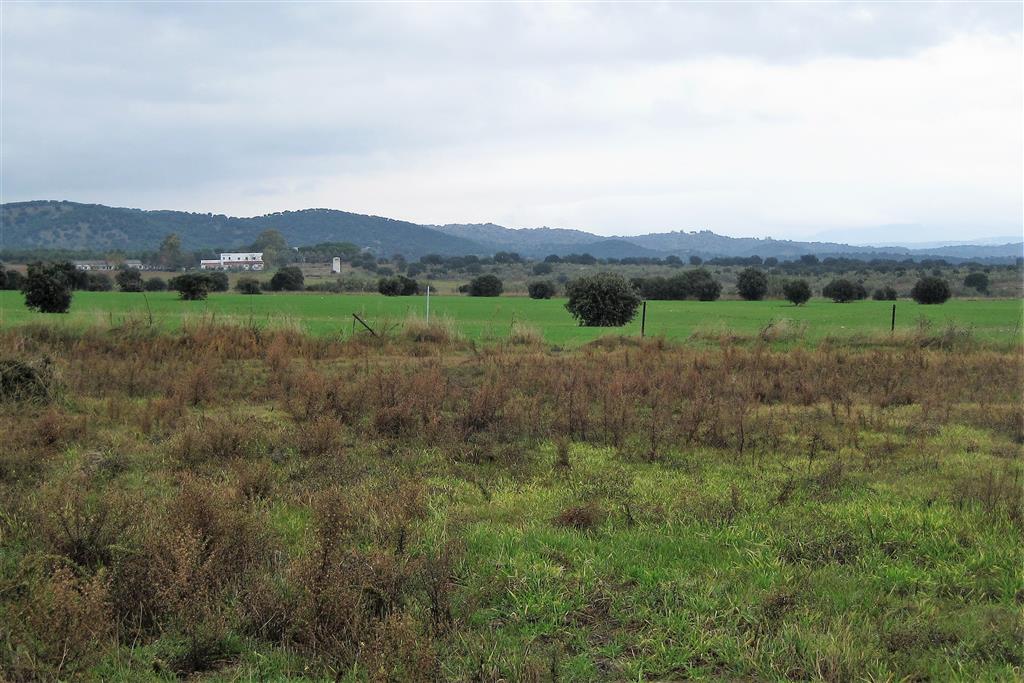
{"left": 1, "top": 2, "right": 1020, "bottom": 239}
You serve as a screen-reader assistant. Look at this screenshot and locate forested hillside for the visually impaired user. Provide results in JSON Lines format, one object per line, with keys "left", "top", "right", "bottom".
{"left": 0, "top": 201, "right": 483, "bottom": 258}
{"left": 3, "top": 200, "right": 1020, "bottom": 261}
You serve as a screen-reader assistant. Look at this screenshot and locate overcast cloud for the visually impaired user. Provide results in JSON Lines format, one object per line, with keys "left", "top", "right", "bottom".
{"left": 1, "top": 1, "right": 1021, "bottom": 242}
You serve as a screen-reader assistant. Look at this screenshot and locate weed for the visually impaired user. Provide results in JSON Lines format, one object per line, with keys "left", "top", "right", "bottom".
{"left": 0, "top": 357, "right": 58, "bottom": 403}
{"left": 952, "top": 466, "right": 1022, "bottom": 526}
{"left": 553, "top": 503, "right": 605, "bottom": 531}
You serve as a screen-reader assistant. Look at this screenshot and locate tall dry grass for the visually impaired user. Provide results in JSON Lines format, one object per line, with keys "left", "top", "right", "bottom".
{"left": 0, "top": 321, "right": 1020, "bottom": 679}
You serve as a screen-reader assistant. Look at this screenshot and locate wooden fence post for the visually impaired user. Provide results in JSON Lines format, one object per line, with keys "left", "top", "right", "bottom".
{"left": 352, "top": 313, "right": 377, "bottom": 337}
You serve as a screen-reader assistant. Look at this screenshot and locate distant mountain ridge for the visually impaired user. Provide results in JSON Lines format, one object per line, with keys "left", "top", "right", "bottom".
{"left": 432, "top": 223, "right": 1022, "bottom": 260}
{"left": 1, "top": 200, "right": 1020, "bottom": 262}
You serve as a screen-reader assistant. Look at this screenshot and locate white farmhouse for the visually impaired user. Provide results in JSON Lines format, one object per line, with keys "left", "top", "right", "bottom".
{"left": 200, "top": 252, "right": 265, "bottom": 271}
{"left": 73, "top": 260, "right": 114, "bottom": 271}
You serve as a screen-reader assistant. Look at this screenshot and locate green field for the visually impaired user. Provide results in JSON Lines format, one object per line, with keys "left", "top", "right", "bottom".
{"left": 1, "top": 290, "right": 1021, "bottom": 345}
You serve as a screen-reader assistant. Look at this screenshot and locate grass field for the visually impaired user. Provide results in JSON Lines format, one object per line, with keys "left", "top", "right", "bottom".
{"left": 1, "top": 290, "right": 1021, "bottom": 345}
{"left": 0, "top": 324, "right": 1021, "bottom": 680}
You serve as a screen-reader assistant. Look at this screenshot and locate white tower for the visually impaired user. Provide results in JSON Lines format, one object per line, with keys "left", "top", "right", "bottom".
{"left": 331, "top": 257, "right": 341, "bottom": 274}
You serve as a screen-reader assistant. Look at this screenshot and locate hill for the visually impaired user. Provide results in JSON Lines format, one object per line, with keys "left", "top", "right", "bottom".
{"left": 430, "top": 223, "right": 601, "bottom": 251}
{"left": 0, "top": 201, "right": 483, "bottom": 258}
{"left": 1, "top": 200, "right": 1020, "bottom": 261}
{"left": 440, "top": 224, "right": 1022, "bottom": 261}
{"left": 626, "top": 230, "right": 1023, "bottom": 260}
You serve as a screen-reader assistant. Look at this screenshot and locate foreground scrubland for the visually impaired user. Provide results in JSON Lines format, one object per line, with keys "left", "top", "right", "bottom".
{"left": 0, "top": 319, "right": 1021, "bottom": 681}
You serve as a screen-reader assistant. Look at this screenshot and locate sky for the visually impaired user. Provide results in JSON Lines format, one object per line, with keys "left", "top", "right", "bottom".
{"left": 1, "top": 2, "right": 1022, "bottom": 244}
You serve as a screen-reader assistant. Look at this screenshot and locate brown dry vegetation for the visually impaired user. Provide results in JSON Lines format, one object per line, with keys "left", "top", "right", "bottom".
{"left": 0, "top": 319, "right": 1021, "bottom": 680}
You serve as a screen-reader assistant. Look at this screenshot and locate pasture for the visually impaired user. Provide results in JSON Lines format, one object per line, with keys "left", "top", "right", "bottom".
{"left": 0, "top": 290, "right": 1021, "bottom": 346}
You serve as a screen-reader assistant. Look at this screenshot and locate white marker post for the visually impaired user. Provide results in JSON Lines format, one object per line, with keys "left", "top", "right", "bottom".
{"left": 425, "top": 285, "right": 430, "bottom": 324}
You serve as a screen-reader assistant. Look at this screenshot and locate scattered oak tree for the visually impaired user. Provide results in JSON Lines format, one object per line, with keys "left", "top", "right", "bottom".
{"left": 236, "top": 277, "right": 262, "bottom": 295}
{"left": 911, "top": 276, "right": 951, "bottom": 305}
{"left": 23, "top": 262, "right": 73, "bottom": 313}
{"left": 822, "top": 279, "right": 861, "bottom": 303}
{"left": 963, "top": 272, "right": 989, "bottom": 294}
{"left": 565, "top": 272, "right": 641, "bottom": 327}
{"left": 630, "top": 269, "right": 721, "bottom": 301}
{"left": 378, "top": 275, "right": 419, "bottom": 296}
{"left": 872, "top": 286, "right": 897, "bottom": 301}
{"left": 115, "top": 268, "right": 144, "bottom": 292}
{"left": 208, "top": 271, "right": 230, "bottom": 292}
{"left": 736, "top": 268, "right": 768, "bottom": 301}
{"left": 527, "top": 281, "right": 556, "bottom": 300}
{"left": 270, "top": 266, "right": 305, "bottom": 292}
{"left": 782, "top": 279, "right": 811, "bottom": 306}
{"left": 86, "top": 273, "right": 113, "bottom": 291}
{"left": 684, "top": 269, "right": 722, "bottom": 301}
{"left": 467, "top": 274, "right": 503, "bottom": 297}
{"left": 169, "top": 273, "right": 213, "bottom": 301}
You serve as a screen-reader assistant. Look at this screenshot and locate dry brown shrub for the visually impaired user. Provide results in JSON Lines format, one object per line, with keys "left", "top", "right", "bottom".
{"left": 952, "top": 466, "right": 1022, "bottom": 526}
{"left": 34, "top": 407, "right": 88, "bottom": 450}
{"left": 236, "top": 480, "right": 454, "bottom": 678}
{"left": 169, "top": 354, "right": 222, "bottom": 407}
{"left": 240, "top": 486, "right": 434, "bottom": 673}
{"left": 136, "top": 395, "right": 186, "bottom": 436}
{"left": 230, "top": 458, "right": 276, "bottom": 500}
{"left": 128, "top": 522, "right": 241, "bottom": 677}
{"left": 402, "top": 315, "right": 462, "bottom": 345}
{"left": 359, "top": 612, "right": 439, "bottom": 682}
{"left": 263, "top": 332, "right": 294, "bottom": 379}
{"left": 598, "top": 371, "right": 634, "bottom": 448}
{"left": 291, "top": 414, "right": 343, "bottom": 458}
{"left": 281, "top": 364, "right": 364, "bottom": 422}
{"left": 7, "top": 565, "right": 113, "bottom": 679}
{"left": 111, "top": 476, "right": 274, "bottom": 637}
{"left": 35, "top": 472, "right": 135, "bottom": 570}
{"left": 169, "top": 412, "right": 268, "bottom": 465}
{"left": 961, "top": 403, "right": 1024, "bottom": 444}
{"left": 507, "top": 320, "right": 544, "bottom": 346}
{"left": 456, "top": 378, "right": 509, "bottom": 438}
{"left": 167, "top": 476, "right": 274, "bottom": 581}
{"left": 0, "top": 357, "right": 59, "bottom": 403}
{"left": 369, "top": 477, "right": 428, "bottom": 552}
{"left": 553, "top": 503, "right": 605, "bottom": 532}
{"left": 370, "top": 365, "right": 445, "bottom": 439}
